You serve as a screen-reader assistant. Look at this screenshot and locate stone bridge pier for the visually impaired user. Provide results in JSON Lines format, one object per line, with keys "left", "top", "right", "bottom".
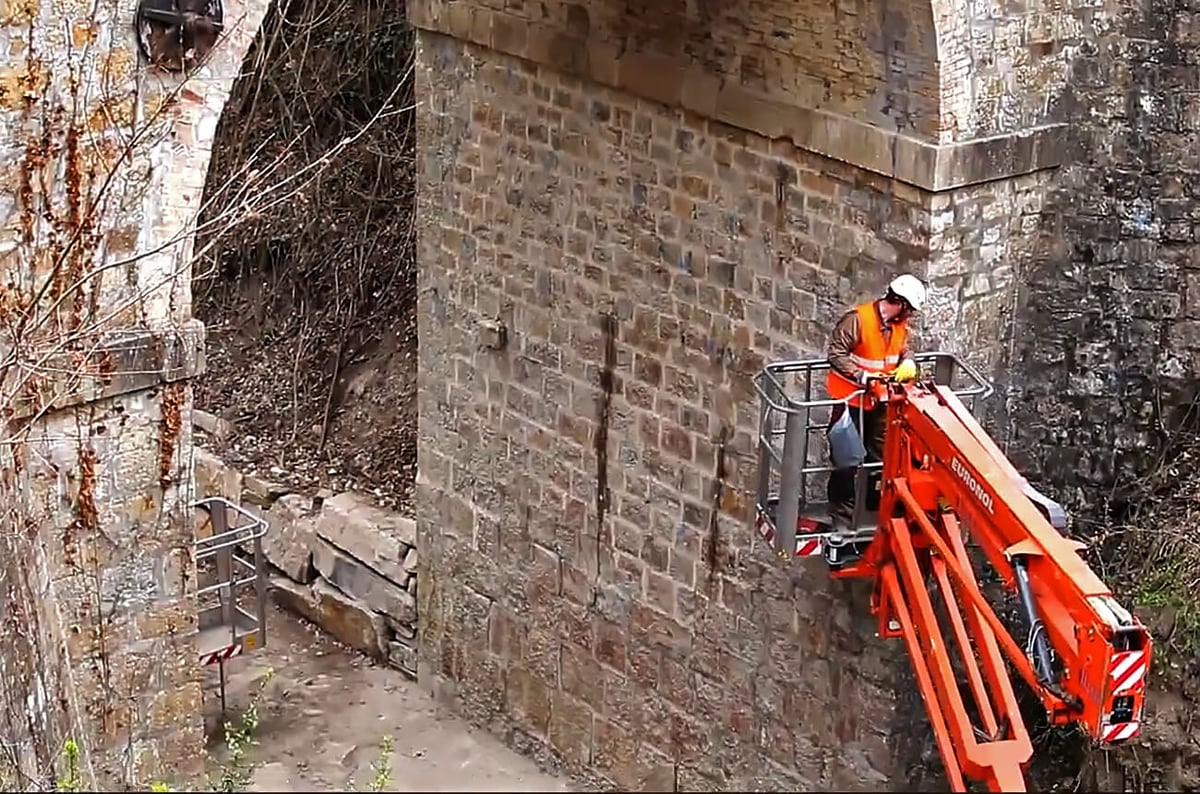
{"left": 0, "top": 0, "right": 269, "bottom": 787}
{"left": 412, "top": 0, "right": 1076, "bottom": 789}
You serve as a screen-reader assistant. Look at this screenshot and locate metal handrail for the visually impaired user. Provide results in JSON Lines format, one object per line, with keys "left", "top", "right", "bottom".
{"left": 193, "top": 496, "right": 268, "bottom": 559}
{"left": 752, "top": 350, "right": 995, "bottom": 559}
{"left": 753, "top": 350, "right": 993, "bottom": 414}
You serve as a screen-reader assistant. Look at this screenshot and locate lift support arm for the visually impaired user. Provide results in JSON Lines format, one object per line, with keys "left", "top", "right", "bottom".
{"left": 835, "top": 380, "right": 1152, "bottom": 791}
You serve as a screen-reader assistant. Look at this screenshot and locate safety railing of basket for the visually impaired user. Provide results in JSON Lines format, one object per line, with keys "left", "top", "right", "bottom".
{"left": 752, "top": 351, "right": 993, "bottom": 547}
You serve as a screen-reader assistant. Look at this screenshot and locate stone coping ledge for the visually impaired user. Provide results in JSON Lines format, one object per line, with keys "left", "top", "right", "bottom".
{"left": 5, "top": 319, "right": 206, "bottom": 420}
{"left": 410, "top": 2, "right": 1067, "bottom": 192}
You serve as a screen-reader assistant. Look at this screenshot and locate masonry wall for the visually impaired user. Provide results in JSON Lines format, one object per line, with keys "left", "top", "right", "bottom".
{"left": 0, "top": 2, "right": 267, "bottom": 788}
{"left": 415, "top": 43, "right": 897, "bottom": 789}
{"left": 1002, "top": 0, "right": 1200, "bottom": 500}
{"left": 411, "top": 0, "right": 1069, "bottom": 784}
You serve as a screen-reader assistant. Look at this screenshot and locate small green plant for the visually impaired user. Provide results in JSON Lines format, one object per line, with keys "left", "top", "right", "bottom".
{"left": 55, "top": 738, "right": 82, "bottom": 792}
{"left": 345, "top": 736, "right": 396, "bottom": 793}
{"left": 209, "top": 667, "right": 274, "bottom": 793}
{"left": 1107, "top": 441, "right": 1200, "bottom": 666}
{"left": 1133, "top": 549, "right": 1200, "bottom": 657}
{"left": 367, "top": 736, "right": 394, "bottom": 793}
{"left": 50, "top": 668, "right": 289, "bottom": 793}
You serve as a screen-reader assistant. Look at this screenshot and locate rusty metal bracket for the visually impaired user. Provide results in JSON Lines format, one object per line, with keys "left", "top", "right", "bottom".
{"left": 134, "top": 0, "right": 225, "bottom": 73}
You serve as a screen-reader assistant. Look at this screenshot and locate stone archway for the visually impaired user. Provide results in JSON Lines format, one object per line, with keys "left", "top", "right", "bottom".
{"left": 0, "top": 0, "right": 270, "bottom": 787}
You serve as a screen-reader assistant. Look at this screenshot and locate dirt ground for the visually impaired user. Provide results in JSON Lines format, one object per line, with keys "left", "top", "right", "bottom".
{"left": 201, "top": 600, "right": 572, "bottom": 793}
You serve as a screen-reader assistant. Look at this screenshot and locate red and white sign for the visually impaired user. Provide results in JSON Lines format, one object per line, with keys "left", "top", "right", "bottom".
{"left": 795, "top": 538, "right": 822, "bottom": 557}
{"left": 1109, "top": 649, "right": 1147, "bottom": 694}
{"left": 1100, "top": 721, "right": 1139, "bottom": 743}
{"left": 755, "top": 511, "right": 824, "bottom": 557}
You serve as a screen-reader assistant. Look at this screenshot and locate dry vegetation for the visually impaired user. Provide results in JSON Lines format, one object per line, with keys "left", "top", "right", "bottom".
{"left": 1035, "top": 401, "right": 1200, "bottom": 791}
{"left": 193, "top": 0, "right": 417, "bottom": 513}
{"left": 1098, "top": 417, "right": 1200, "bottom": 673}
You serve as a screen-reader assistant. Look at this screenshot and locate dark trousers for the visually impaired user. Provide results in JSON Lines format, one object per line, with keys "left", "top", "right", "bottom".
{"left": 827, "top": 402, "right": 888, "bottom": 529}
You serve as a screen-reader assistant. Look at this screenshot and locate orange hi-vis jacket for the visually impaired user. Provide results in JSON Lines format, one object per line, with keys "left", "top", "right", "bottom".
{"left": 827, "top": 301, "right": 909, "bottom": 408}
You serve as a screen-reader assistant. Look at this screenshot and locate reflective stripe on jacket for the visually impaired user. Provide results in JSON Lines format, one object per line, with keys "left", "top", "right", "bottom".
{"left": 826, "top": 301, "right": 908, "bottom": 407}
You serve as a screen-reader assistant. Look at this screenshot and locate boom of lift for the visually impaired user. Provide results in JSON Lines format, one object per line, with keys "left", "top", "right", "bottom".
{"left": 753, "top": 352, "right": 1152, "bottom": 792}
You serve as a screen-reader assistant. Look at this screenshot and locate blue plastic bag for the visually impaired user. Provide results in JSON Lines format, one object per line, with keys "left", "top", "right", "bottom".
{"left": 827, "top": 407, "right": 867, "bottom": 469}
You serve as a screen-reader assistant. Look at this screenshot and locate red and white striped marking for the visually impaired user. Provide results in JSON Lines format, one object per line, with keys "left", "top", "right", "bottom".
{"left": 755, "top": 512, "right": 824, "bottom": 557}
{"left": 1101, "top": 721, "right": 1139, "bottom": 743}
{"left": 755, "top": 513, "right": 776, "bottom": 545}
{"left": 795, "top": 537, "right": 822, "bottom": 557}
{"left": 1110, "top": 649, "right": 1148, "bottom": 694}
{"left": 201, "top": 644, "right": 242, "bottom": 667}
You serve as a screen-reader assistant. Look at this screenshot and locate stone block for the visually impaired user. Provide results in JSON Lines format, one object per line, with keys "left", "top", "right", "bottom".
{"left": 191, "top": 447, "right": 242, "bottom": 539}
{"left": 270, "top": 575, "right": 386, "bottom": 660}
{"left": 243, "top": 473, "right": 289, "bottom": 507}
{"left": 260, "top": 494, "right": 318, "bottom": 584}
{"left": 387, "top": 617, "right": 417, "bottom": 641}
{"left": 316, "top": 492, "right": 415, "bottom": 584}
{"left": 388, "top": 639, "right": 417, "bottom": 677}
{"left": 192, "top": 408, "right": 234, "bottom": 441}
{"left": 192, "top": 447, "right": 241, "bottom": 501}
{"left": 312, "top": 537, "right": 417, "bottom": 624}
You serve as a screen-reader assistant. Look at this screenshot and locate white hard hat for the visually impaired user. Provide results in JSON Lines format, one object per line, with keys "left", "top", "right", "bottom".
{"left": 887, "top": 274, "right": 927, "bottom": 312}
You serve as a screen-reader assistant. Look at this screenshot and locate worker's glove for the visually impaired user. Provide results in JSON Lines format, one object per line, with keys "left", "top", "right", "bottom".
{"left": 892, "top": 358, "right": 918, "bottom": 383}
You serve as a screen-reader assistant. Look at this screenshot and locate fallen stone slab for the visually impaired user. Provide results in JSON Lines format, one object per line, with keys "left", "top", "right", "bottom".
{"left": 193, "top": 408, "right": 235, "bottom": 442}
{"left": 385, "top": 613, "right": 416, "bottom": 636}
{"left": 316, "top": 492, "right": 415, "bottom": 585}
{"left": 270, "top": 575, "right": 386, "bottom": 660}
{"left": 312, "top": 537, "right": 416, "bottom": 625}
{"left": 243, "top": 473, "right": 289, "bottom": 507}
{"left": 259, "top": 494, "right": 318, "bottom": 584}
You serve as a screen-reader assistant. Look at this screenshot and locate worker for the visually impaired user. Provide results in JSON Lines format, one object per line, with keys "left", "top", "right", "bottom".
{"left": 825, "top": 274, "right": 926, "bottom": 530}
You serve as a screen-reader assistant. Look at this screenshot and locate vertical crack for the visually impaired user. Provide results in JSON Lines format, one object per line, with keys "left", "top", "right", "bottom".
{"left": 595, "top": 311, "right": 617, "bottom": 561}
{"left": 705, "top": 424, "right": 730, "bottom": 590}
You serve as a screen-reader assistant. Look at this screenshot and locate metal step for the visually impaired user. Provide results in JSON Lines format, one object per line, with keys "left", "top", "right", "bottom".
{"left": 757, "top": 497, "right": 878, "bottom": 567}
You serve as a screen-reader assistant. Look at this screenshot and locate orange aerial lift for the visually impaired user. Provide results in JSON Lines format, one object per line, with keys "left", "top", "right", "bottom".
{"left": 753, "top": 352, "right": 1151, "bottom": 791}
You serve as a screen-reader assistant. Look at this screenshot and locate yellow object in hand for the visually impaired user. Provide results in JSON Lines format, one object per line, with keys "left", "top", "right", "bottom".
{"left": 893, "top": 358, "right": 918, "bottom": 382}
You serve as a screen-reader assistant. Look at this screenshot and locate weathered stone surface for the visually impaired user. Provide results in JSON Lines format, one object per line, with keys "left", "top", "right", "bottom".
{"left": 270, "top": 576, "right": 387, "bottom": 660}
{"left": 408, "top": 0, "right": 1073, "bottom": 148}
{"left": 0, "top": 0, "right": 271, "bottom": 785}
{"left": 999, "top": 0, "right": 1200, "bottom": 519}
{"left": 192, "top": 447, "right": 245, "bottom": 539}
{"left": 388, "top": 640, "right": 418, "bottom": 678}
{"left": 312, "top": 537, "right": 417, "bottom": 624}
{"left": 316, "top": 492, "right": 415, "bottom": 583}
{"left": 410, "top": 11, "right": 1063, "bottom": 790}
{"left": 243, "top": 473, "right": 290, "bottom": 507}
{"left": 260, "top": 494, "right": 318, "bottom": 584}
